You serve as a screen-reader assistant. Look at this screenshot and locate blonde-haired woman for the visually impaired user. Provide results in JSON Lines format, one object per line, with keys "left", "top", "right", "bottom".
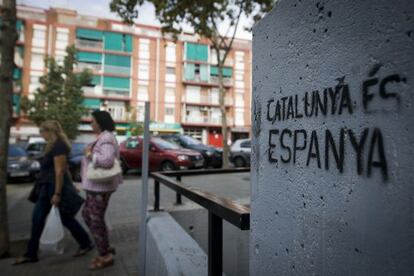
{"left": 13, "top": 120, "right": 92, "bottom": 265}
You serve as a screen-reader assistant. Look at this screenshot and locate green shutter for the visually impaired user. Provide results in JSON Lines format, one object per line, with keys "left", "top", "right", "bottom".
{"left": 210, "top": 66, "right": 218, "bottom": 76}
{"left": 200, "top": 65, "right": 208, "bottom": 81}
{"left": 210, "top": 66, "right": 232, "bottom": 77}
{"left": 13, "top": 68, "right": 21, "bottom": 80}
{"left": 184, "top": 63, "right": 195, "bottom": 80}
{"left": 186, "top": 43, "right": 208, "bottom": 61}
{"left": 78, "top": 51, "right": 102, "bottom": 63}
{"left": 83, "top": 98, "right": 101, "bottom": 109}
{"left": 13, "top": 94, "right": 20, "bottom": 113}
{"left": 125, "top": 35, "right": 132, "bottom": 52}
{"left": 223, "top": 67, "right": 233, "bottom": 77}
{"left": 104, "top": 32, "right": 132, "bottom": 52}
{"left": 104, "top": 54, "right": 131, "bottom": 67}
{"left": 103, "top": 76, "right": 130, "bottom": 90}
{"left": 91, "top": 75, "right": 101, "bottom": 86}
{"left": 76, "top": 28, "right": 103, "bottom": 41}
{"left": 197, "top": 44, "right": 208, "bottom": 61}
{"left": 16, "top": 20, "right": 23, "bottom": 32}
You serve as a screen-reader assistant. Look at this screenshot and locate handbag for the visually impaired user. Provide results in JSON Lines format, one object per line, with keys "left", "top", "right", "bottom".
{"left": 59, "top": 178, "right": 85, "bottom": 217}
{"left": 86, "top": 158, "right": 122, "bottom": 182}
{"left": 28, "top": 181, "right": 41, "bottom": 203}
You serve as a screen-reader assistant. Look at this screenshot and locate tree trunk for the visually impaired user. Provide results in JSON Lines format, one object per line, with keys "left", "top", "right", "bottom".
{"left": 218, "top": 62, "right": 229, "bottom": 168}
{"left": 0, "top": 0, "right": 17, "bottom": 258}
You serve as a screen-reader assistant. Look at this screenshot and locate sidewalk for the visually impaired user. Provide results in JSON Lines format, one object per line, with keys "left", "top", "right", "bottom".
{"left": 0, "top": 177, "right": 141, "bottom": 276}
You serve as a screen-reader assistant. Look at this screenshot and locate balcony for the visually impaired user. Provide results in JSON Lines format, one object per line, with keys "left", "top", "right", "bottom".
{"left": 104, "top": 65, "right": 131, "bottom": 76}
{"left": 77, "top": 62, "right": 102, "bottom": 72}
{"left": 183, "top": 75, "right": 233, "bottom": 87}
{"left": 182, "top": 95, "right": 233, "bottom": 106}
{"left": 103, "top": 88, "right": 130, "bottom": 98}
{"left": 82, "top": 86, "right": 102, "bottom": 96}
{"left": 182, "top": 115, "right": 234, "bottom": 126}
{"left": 210, "top": 76, "right": 233, "bottom": 86}
{"left": 76, "top": 39, "right": 103, "bottom": 50}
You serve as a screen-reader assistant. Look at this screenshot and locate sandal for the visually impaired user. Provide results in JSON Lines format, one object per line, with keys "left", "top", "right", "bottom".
{"left": 72, "top": 245, "right": 94, "bottom": 257}
{"left": 89, "top": 256, "right": 114, "bottom": 270}
{"left": 12, "top": 256, "right": 38, "bottom": 265}
{"left": 108, "top": 246, "right": 116, "bottom": 255}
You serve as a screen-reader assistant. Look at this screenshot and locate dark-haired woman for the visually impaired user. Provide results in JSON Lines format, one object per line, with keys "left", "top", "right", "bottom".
{"left": 81, "top": 110, "right": 122, "bottom": 270}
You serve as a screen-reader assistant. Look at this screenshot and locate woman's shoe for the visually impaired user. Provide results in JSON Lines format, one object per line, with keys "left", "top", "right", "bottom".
{"left": 12, "top": 256, "right": 38, "bottom": 265}
{"left": 89, "top": 255, "right": 114, "bottom": 270}
{"left": 108, "top": 246, "right": 116, "bottom": 255}
{"left": 72, "top": 245, "right": 94, "bottom": 257}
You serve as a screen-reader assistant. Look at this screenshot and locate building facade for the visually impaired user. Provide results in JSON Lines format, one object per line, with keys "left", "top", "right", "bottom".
{"left": 10, "top": 5, "right": 252, "bottom": 146}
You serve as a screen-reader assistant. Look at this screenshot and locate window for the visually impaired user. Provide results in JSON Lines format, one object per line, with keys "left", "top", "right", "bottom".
{"left": 235, "top": 108, "right": 244, "bottom": 126}
{"left": 32, "top": 25, "right": 46, "bottom": 48}
{"left": 186, "top": 86, "right": 200, "bottom": 103}
{"left": 138, "top": 86, "right": 149, "bottom": 101}
{"left": 240, "top": 140, "right": 251, "bottom": 148}
{"left": 165, "top": 87, "right": 175, "bottom": 103}
{"left": 166, "top": 66, "right": 176, "bottom": 82}
{"left": 138, "top": 62, "right": 149, "bottom": 80}
{"left": 166, "top": 43, "right": 176, "bottom": 62}
{"left": 165, "top": 107, "right": 174, "bottom": 115}
{"left": 31, "top": 54, "right": 44, "bottom": 70}
{"left": 164, "top": 104, "right": 175, "bottom": 123}
{"left": 235, "top": 72, "right": 244, "bottom": 81}
{"left": 107, "top": 101, "right": 126, "bottom": 120}
{"left": 235, "top": 94, "right": 244, "bottom": 107}
{"left": 55, "top": 28, "right": 69, "bottom": 51}
{"left": 126, "top": 138, "right": 140, "bottom": 149}
{"left": 136, "top": 103, "right": 145, "bottom": 122}
{"left": 29, "top": 71, "right": 42, "bottom": 93}
{"left": 139, "top": 39, "right": 150, "bottom": 59}
{"left": 235, "top": 80, "right": 245, "bottom": 89}
{"left": 235, "top": 51, "right": 245, "bottom": 70}
{"left": 166, "top": 67, "right": 175, "bottom": 74}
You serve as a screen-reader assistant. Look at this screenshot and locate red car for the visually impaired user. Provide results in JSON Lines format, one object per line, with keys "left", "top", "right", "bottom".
{"left": 120, "top": 136, "right": 204, "bottom": 173}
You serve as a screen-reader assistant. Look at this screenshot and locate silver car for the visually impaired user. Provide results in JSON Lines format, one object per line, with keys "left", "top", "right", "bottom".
{"left": 230, "top": 139, "right": 251, "bottom": 167}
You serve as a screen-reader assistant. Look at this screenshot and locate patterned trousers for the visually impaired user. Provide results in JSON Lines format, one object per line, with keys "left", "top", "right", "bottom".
{"left": 82, "top": 191, "right": 112, "bottom": 256}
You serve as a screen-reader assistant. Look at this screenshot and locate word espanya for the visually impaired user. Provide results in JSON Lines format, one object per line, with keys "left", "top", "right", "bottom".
{"left": 264, "top": 75, "right": 406, "bottom": 182}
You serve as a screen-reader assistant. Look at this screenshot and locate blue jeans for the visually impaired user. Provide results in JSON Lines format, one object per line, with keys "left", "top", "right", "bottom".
{"left": 25, "top": 190, "right": 91, "bottom": 259}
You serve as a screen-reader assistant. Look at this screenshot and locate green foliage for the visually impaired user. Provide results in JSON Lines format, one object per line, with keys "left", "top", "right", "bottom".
{"left": 129, "top": 122, "right": 144, "bottom": 136}
{"left": 21, "top": 45, "right": 92, "bottom": 139}
{"left": 110, "top": 0, "right": 275, "bottom": 167}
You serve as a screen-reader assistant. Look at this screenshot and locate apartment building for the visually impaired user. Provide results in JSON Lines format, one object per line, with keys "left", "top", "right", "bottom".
{"left": 9, "top": 5, "right": 252, "bottom": 146}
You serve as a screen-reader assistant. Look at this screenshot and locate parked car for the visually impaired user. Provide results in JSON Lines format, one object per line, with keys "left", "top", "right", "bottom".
{"left": 158, "top": 134, "right": 222, "bottom": 168}
{"left": 25, "top": 140, "right": 46, "bottom": 159}
{"left": 68, "top": 143, "right": 87, "bottom": 182}
{"left": 25, "top": 140, "right": 87, "bottom": 182}
{"left": 7, "top": 144, "right": 40, "bottom": 181}
{"left": 120, "top": 137, "right": 204, "bottom": 173}
{"left": 230, "top": 139, "right": 251, "bottom": 167}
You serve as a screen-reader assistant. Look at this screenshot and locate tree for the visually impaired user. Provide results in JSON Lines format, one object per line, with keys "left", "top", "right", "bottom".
{"left": 110, "top": 0, "right": 274, "bottom": 168}
{"left": 128, "top": 107, "right": 144, "bottom": 136}
{"left": 0, "top": 0, "right": 17, "bottom": 258}
{"left": 22, "top": 45, "right": 92, "bottom": 140}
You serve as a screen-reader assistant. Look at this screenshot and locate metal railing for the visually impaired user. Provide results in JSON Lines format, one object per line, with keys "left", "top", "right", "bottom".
{"left": 77, "top": 62, "right": 102, "bottom": 72}
{"left": 76, "top": 39, "right": 103, "bottom": 49}
{"left": 150, "top": 168, "right": 250, "bottom": 276}
{"left": 104, "top": 65, "right": 131, "bottom": 76}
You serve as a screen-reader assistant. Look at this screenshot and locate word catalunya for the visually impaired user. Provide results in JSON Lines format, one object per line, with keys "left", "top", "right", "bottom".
{"left": 266, "top": 84, "right": 353, "bottom": 123}
{"left": 267, "top": 128, "right": 388, "bottom": 181}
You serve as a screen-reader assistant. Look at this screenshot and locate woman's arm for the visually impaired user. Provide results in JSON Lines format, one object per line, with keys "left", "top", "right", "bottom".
{"left": 92, "top": 141, "right": 116, "bottom": 169}
{"left": 51, "top": 155, "right": 67, "bottom": 206}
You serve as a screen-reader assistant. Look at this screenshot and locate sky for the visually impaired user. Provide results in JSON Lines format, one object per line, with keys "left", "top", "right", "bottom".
{"left": 17, "top": 0, "right": 253, "bottom": 40}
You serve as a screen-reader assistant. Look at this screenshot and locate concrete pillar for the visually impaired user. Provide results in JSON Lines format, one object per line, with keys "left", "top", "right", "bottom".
{"left": 251, "top": 0, "right": 414, "bottom": 275}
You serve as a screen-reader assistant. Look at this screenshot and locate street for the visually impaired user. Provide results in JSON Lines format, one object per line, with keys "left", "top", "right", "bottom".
{"left": 0, "top": 172, "right": 250, "bottom": 275}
